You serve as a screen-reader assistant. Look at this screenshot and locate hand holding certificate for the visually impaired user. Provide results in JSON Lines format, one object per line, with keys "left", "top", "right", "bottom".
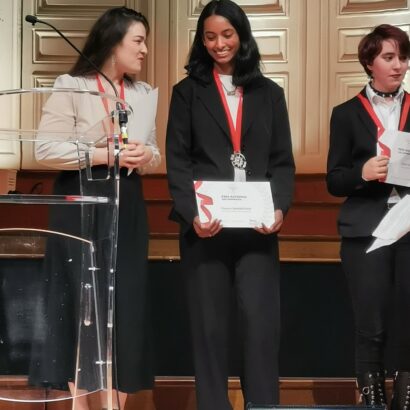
{"left": 194, "top": 180, "right": 275, "bottom": 228}
{"left": 378, "top": 130, "right": 410, "bottom": 186}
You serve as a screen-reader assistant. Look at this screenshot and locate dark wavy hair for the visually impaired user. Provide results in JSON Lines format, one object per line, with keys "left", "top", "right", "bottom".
{"left": 358, "top": 24, "right": 410, "bottom": 77}
{"left": 186, "top": 0, "right": 262, "bottom": 87}
{"left": 69, "top": 7, "right": 149, "bottom": 79}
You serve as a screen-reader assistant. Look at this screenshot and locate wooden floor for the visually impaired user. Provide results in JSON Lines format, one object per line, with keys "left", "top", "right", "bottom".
{"left": 0, "top": 377, "right": 394, "bottom": 409}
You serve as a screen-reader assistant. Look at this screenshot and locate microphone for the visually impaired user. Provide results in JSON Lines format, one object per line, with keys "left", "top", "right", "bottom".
{"left": 25, "top": 15, "right": 38, "bottom": 24}
{"left": 25, "top": 14, "right": 128, "bottom": 144}
{"left": 25, "top": 15, "right": 116, "bottom": 96}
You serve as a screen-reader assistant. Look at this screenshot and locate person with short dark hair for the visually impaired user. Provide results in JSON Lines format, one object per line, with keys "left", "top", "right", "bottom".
{"left": 35, "top": 6, "right": 159, "bottom": 410}
{"left": 327, "top": 24, "right": 410, "bottom": 408}
{"left": 166, "top": 1, "right": 295, "bottom": 409}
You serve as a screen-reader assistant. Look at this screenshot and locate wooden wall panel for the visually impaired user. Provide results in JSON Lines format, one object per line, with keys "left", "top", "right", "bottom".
{"left": 1, "top": 172, "right": 342, "bottom": 238}
{"left": 35, "top": 0, "right": 133, "bottom": 16}
{"left": 339, "top": 0, "right": 408, "bottom": 13}
{"left": 2, "top": 0, "right": 410, "bottom": 174}
{"left": 0, "top": 171, "right": 342, "bottom": 262}
{"left": 329, "top": 0, "right": 410, "bottom": 112}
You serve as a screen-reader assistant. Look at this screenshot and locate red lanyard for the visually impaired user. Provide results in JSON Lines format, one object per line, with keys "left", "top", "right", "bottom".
{"left": 213, "top": 68, "right": 243, "bottom": 152}
{"left": 357, "top": 92, "right": 410, "bottom": 157}
{"left": 96, "top": 74, "right": 125, "bottom": 116}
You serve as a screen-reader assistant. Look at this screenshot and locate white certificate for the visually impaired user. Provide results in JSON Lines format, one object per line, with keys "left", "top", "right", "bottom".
{"left": 378, "top": 130, "right": 410, "bottom": 186}
{"left": 194, "top": 180, "right": 275, "bottom": 228}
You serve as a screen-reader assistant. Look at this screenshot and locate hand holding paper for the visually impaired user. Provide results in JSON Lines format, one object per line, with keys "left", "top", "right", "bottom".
{"left": 120, "top": 141, "right": 152, "bottom": 169}
{"left": 378, "top": 130, "right": 410, "bottom": 186}
{"left": 254, "top": 209, "right": 283, "bottom": 234}
{"left": 193, "top": 216, "right": 223, "bottom": 238}
{"left": 362, "top": 155, "right": 389, "bottom": 181}
{"left": 194, "top": 180, "right": 275, "bottom": 228}
{"left": 126, "top": 87, "right": 158, "bottom": 175}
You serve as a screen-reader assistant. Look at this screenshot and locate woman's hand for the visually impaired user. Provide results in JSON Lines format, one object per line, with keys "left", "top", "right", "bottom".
{"left": 93, "top": 142, "right": 153, "bottom": 169}
{"left": 119, "top": 141, "right": 153, "bottom": 169}
{"left": 193, "top": 216, "right": 223, "bottom": 238}
{"left": 254, "top": 209, "right": 284, "bottom": 235}
{"left": 362, "top": 155, "right": 389, "bottom": 181}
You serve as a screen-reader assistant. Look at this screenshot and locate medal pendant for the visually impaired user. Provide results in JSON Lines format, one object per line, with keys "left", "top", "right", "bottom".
{"left": 230, "top": 152, "right": 247, "bottom": 170}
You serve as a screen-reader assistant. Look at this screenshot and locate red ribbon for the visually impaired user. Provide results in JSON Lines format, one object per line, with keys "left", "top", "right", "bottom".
{"left": 358, "top": 92, "right": 410, "bottom": 157}
{"left": 194, "top": 181, "right": 214, "bottom": 224}
{"left": 96, "top": 74, "right": 125, "bottom": 141}
{"left": 96, "top": 74, "right": 125, "bottom": 113}
{"left": 212, "top": 68, "right": 243, "bottom": 153}
{"left": 400, "top": 92, "right": 410, "bottom": 131}
{"left": 357, "top": 91, "right": 410, "bottom": 182}
{"left": 357, "top": 93, "right": 390, "bottom": 157}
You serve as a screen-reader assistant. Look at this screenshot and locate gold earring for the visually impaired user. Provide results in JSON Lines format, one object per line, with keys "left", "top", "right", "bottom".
{"left": 111, "top": 55, "right": 116, "bottom": 66}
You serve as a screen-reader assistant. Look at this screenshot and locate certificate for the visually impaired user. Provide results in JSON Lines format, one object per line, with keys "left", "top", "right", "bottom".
{"left": 378, "top": 130, "right": 410, "bottom": 186}
{"left": 194, "top": 180, "right": 275, "bottom": 228}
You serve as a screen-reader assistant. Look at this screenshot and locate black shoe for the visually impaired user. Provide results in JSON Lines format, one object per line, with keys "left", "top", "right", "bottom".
{"left": 391, "top": 371, "right": 410, "bottom": 410}
{"left": 356, "top": 371, "right": 387, "bottom": 406}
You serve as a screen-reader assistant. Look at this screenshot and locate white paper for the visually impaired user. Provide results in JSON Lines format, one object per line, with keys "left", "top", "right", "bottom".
{"left": 126, "top": 87, "right": 158, "bottom": 175}
{"left": 194, "top": 180, "right": 275, "bottom": 228}
{"left": 367, "top": 194, "right": 410, "bottom": 252}
{"left": 378, "top": 130, "right": 410, "bottom": 186}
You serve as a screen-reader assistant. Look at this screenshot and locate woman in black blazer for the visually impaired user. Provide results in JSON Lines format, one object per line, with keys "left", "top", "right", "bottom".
{"left": 166, "top": 1, "right": 295, "bottom": 409}
{"left": 327, "top": 24, "right": 410, "bottom": 408}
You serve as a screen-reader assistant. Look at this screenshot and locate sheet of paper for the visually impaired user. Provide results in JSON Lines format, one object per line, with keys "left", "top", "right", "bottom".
{"left": 127, "top": 87, "right": 158, "bottom": 175}
{"left": 367, "top": 194, "right": 410, "bottom": 252}
{"left": 128, "top": 87, "right": 158, "bottom": 143}
{"left": 378, "top": 130, "right": 410, "bottom": 186}
{"left": 194, "top": 180, "right": 275, "bottom": 228}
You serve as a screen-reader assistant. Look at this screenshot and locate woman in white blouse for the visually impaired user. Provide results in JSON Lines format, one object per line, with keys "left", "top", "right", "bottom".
{"left": 35, "top": 7, "right": 160, "bottom": 410}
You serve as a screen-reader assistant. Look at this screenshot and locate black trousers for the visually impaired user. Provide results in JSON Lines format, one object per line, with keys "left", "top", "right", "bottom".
{"left": 341, "top": 234, "right": 410, "bottom": 374}
{"left": 180, "top": 228, "right": 280, "bottom": 410}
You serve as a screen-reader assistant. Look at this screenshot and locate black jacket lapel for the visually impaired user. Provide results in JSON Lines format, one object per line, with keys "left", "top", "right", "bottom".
{"left": 242, "top": 83, "right": 264, "bottom": 139}
{"left": 400, "top": 91, "right": 410, "bottom": 132}
{"left": 355, "top": 88, "right": 378, "bottom": 140}
{"left": 196, "top": 80, "right": 231, "bottom": 142}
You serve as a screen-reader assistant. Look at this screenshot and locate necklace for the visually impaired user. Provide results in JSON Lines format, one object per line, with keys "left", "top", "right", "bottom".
{"left": 369, "top": 82, "right": 401, "bottom": 98}
{"left": 220, "top": 78, "right": 237, "bottom": 96}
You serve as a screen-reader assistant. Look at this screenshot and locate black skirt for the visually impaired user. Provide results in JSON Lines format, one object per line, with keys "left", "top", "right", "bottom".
{"left": 31, "top": 167, "right": 154, "bottom": 393}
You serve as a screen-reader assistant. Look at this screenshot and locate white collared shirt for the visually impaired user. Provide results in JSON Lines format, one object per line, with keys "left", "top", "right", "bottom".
{"left": 366, "top": 83, "right": 404, "bottom": 132}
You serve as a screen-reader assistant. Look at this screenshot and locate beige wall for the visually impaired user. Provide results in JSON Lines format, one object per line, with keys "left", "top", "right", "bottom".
{"left": 1, "top": 0, "right": 410, "bottom": 172}
{"left": 0, "top": 0, "right": 21, "bottom": 170}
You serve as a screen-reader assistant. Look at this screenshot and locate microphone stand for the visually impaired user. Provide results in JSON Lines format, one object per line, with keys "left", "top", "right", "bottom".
{"left": 25, "top": 15, "right": 125, "bottom": 410}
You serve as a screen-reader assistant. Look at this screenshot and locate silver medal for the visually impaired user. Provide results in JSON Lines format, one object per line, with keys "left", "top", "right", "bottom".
{"left": 230, "top": 152, "right": 247, "bottom": 170}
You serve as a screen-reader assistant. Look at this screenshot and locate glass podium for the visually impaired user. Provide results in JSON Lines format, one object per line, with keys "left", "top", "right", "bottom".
{"left": 0, "top": 88, "right": 131, "bottom": 409}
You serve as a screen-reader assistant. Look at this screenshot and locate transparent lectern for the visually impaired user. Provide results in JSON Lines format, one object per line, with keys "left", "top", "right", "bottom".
{"left": 0, "top": 88, "right": 131, "bottom": 410}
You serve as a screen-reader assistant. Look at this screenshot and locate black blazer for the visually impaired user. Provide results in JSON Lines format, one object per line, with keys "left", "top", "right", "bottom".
{"left": 166, "top": 73, "right": 295, "bottom": 232}
{"left": 326, "top": 87, "right": 410, "bottom": 237}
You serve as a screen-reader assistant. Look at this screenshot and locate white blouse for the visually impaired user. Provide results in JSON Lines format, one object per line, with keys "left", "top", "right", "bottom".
{"left": 36, "top": 74, "right": 161, "bottom": 174}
